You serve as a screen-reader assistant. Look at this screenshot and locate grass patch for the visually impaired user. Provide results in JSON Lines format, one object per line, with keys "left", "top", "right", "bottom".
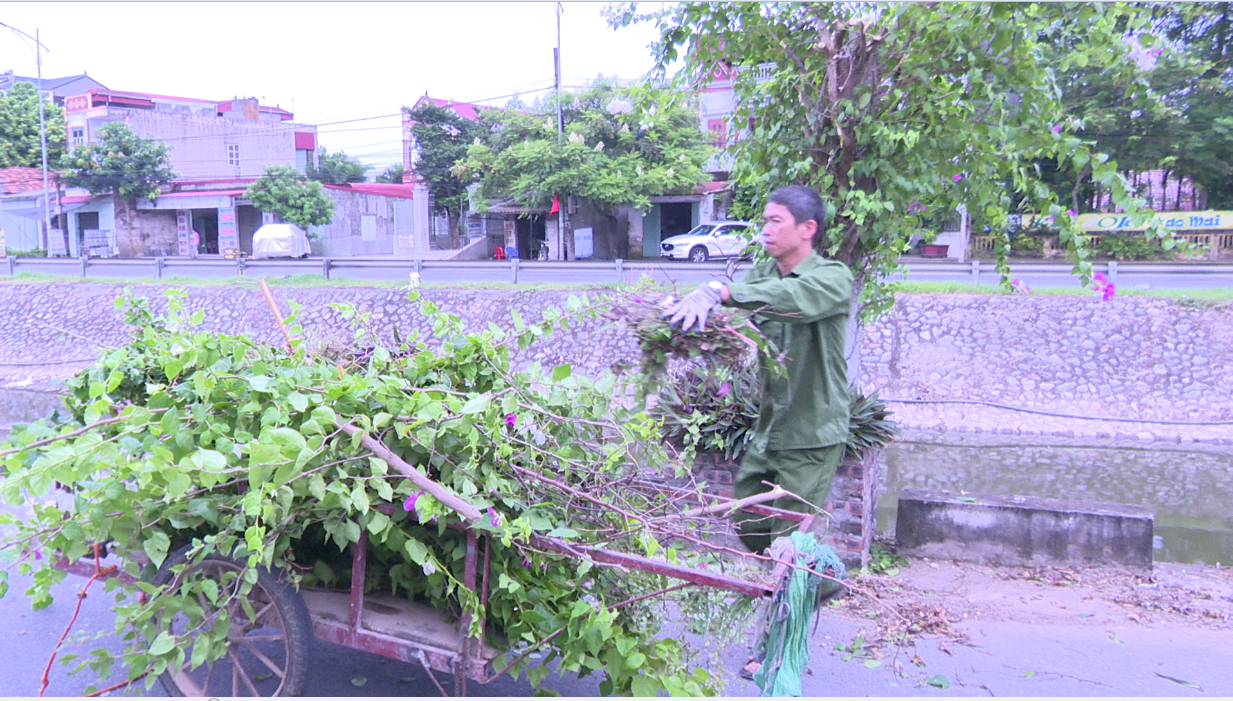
{"left": 3, "top": 271, "right": 1227, "bottom": 303}
{"left": 896, "top": 279, "right": 1233, "bottom": 302}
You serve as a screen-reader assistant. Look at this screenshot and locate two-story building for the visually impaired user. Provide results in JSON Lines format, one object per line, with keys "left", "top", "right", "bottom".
{"left": 58, "top": 89, "right": 325, "bottom": 257}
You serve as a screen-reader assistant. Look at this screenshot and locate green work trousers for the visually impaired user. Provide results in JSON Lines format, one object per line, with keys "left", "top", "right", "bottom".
{"left": 733, "top": 442, "right": 845, "bottom": 554}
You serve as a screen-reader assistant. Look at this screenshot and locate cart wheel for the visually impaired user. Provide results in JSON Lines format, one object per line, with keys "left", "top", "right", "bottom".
{"left": 152, "top": 545, "right": 313, "bottom": 697}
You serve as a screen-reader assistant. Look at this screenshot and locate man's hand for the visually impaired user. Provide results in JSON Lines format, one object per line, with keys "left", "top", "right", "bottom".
{"left": 665, "top": 281, "right": 725, "bottom": 332}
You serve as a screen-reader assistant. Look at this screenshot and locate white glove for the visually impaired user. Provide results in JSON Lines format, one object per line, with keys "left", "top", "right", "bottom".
{"left": 665, "top": 281, "right": 725, "bottom": 333}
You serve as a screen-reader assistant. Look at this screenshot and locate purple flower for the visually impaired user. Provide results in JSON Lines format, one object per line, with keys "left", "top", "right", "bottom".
{"left": 633, "top": 296, "right": 643, "bottom": 304}
{"left": 504, "top": 413, "right": 517, "bottom": 430}
{"left": 403, "top": 491, "right": 424, "bottom": 512}
{"left": 522, "top": 555, "right": 532, "bottom": 569}
{"left": 952, "top": 173, "right": 963, "bottom": 182}
{"left": 1011, "top": 278, "right": 1031, "bottom": 295}
{"left": 582, "top": 578, "right": 594, "bottom": 590}
{"left": 488, "top": 507, "right": 502, "bottom": 528}
{"left": 1091, "top": 273, "right": 1116, "bottom": 301}
{"left": 1067, "top": 209, "right": 1076, "bottom": 218}
{"left": 716, "top": 382, "right": 731, "bottom": 398}
{"left": 1053, "top": 124, "right": 1062, "bottom": 134}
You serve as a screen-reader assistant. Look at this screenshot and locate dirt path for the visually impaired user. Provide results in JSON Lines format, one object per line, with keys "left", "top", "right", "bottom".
{"left": 784, "top": 557, "right": 1233, "bottom": 696}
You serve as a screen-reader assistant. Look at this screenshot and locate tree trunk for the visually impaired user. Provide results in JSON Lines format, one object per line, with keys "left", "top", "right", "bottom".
{"left": 447, "top": 209, "right": 459, "bottom": 250}
{"left": 845, "top": 276, "right": 866, "bottom": 391}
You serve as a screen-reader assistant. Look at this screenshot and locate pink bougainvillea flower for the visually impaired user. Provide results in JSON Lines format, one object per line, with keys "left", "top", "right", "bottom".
{"left": 1067, "top": 209, "right": 1076, "bottom": 218}
{"left": 952, "top": 173, "right": 963, "bottom": 182}
{"left": 403, "top": 491, "right": 424, "bottom": 512}
{"left": 488, "top": 507, "right": 502, "bottom": 528}
{"left": 1091, "top": 273, "right": 1116, "bottom": 301}
{"left": 504, "top": 413, "right": 517, "bottom": 430}
{"left": 717, "top": 382, "right": 731, "bottom": 398}
{"left": 1053, "top": 124, "right": 1062, "bottom": 133}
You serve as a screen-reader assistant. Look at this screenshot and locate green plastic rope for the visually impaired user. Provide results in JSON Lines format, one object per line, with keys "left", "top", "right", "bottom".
{"left": 753, "top": 533, "right": 845, "bottom": 697}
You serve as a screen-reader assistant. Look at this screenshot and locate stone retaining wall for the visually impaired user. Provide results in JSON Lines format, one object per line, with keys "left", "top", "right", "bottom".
{"left": 0, "top": 282, "right": 1229, "bottom": 444}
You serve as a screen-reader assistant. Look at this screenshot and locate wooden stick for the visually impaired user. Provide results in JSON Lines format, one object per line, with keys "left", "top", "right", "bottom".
{"left": 676, "top": 484, "right": 799, "bottom": 519}
{"left": 339, "top": 424, "right": 483, "bottom": 522}
{"left": 258, "top": 279, "right": 294, "bottom": 353}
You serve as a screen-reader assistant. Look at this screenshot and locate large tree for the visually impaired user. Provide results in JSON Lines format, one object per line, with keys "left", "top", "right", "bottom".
{"left": 308, "top": 147, "right": 367, "bottom": 184}
{"left": 375, "top": 163, "right": 404, "bottom": 184}
{"left": 0, "top": 82, "right": 66, "bottom": 168}
{"left": 455, "top": 81, "right": 712, "bottom": 258}
{"left": 1029, "top": 3, "right": 1233, "bottom": 212}
{"left": 404, "top": 102, "right": 486, "bottom": 249}
{"left": 614, "top": 2, "right": 1172, "bottom": 380}
{"left": 59, "top": 122, "right": 176, "bottom": 255}
{"left": 245, "top": 165, "right": 335, "bottom": 231}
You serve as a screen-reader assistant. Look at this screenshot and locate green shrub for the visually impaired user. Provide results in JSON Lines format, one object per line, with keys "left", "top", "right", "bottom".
{"left": 1096, "top": 234, "right": 1166, "bottom": 261}
{"left": 1008, "top": 231, "right": 1046, "bottom": 256}
{"left": 6, "top": 248, "right": 47, "bottom": 258}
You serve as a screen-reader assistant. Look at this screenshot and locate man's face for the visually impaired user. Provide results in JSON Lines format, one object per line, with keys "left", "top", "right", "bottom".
{"left": 761, "top": 202, "right": 816, "bottom": 260}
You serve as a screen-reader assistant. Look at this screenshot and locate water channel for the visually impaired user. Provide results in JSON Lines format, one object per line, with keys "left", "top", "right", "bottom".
{"left": 2, "top": 390, "right": 1230, "bottom": 565}
{"left": 880, "top": 429, "right": 1233, "bottom": 565}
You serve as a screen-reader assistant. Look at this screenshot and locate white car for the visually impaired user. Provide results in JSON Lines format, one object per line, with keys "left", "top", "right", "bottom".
{"left": 659, "top": 221, "right": 754, "bottom": 262}
{"left": 252, "top": 223, "right": 312, "bottom": 259}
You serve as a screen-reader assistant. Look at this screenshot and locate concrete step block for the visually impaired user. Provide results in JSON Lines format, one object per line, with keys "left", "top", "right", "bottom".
{"left": 896, "top": 489, "right": 1153, "bottom": 570}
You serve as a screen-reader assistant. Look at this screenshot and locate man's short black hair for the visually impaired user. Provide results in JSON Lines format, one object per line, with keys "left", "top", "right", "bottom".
{"left": 767, "top": 185, "right": 827, "bottom": 246}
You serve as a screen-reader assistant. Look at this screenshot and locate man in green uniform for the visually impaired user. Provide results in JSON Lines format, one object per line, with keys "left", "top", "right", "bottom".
{"left": 666, "top": 185, "right": 853, "bottom": 553}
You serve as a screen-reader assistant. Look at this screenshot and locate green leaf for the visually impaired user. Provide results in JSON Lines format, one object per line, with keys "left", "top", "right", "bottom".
{"left": 864, "top": 659, "right": 883, "bottom": 668}
{"left": 148, "top": 632, "right": 176, "bottom": 656}
{"left": 351, "top": 676, "right": 367, "bottom": 687}
{"left": 288, "top": 392, "right": 309, "bottom": 412}
{"left": 630, "top": 675, "right": 658, "bottom": 696}
{"left": 460, "top": 394, "right": 491, "bottom": 415}
{"left": 552, "top": 364, "right": 573, "bottom": 382}
{"left": 143, "top": 531, "right": 170, "bottom": 568}
{"left": 926, "top": 674, "right": 951, "bottom": 689}
{"left": 247, "top": 375, "right": 274, "bottom": 392}
{"left": 404, "top": 538, "right": 429, "bottom": 565}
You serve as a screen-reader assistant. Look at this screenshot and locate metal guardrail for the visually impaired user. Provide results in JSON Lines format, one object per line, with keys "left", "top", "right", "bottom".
{"left": 3, "top": 255, "right": 1231, "bottom": 285}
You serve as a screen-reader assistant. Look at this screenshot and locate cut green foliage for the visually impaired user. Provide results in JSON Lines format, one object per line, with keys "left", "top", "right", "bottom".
{"left": 0, "top": 288, "right": 744, "bottom": 696}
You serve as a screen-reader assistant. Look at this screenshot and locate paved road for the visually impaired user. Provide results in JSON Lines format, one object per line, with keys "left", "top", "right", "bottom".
{"left": 8, "top": 257, "right": 1233, "bottom": 291}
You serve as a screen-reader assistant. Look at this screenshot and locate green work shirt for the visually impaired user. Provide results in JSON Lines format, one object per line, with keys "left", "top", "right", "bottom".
{"left": 725, "top": 251, "right": 853, "bottom": 451}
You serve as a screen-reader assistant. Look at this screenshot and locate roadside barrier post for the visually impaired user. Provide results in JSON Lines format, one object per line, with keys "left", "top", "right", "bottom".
{"left": 5, "top": 256, "right": 12, "bottom": 277}
{"left": 322, "top": 257, "right": 331, "bottom": 280}
{"left": 1107, "top": 261, "right": 1118, "bottom": 285}
{"left": 80, "top": 256, "right": 87, "bottom": 278}
{"left": 512, "top": 257, "right": 520, "bottom": 285}
{"left": 971, "top": 260, "right": 981, "bottom": 285}
{"left": 155, "top": 257, "right": 164, "bottom": 280}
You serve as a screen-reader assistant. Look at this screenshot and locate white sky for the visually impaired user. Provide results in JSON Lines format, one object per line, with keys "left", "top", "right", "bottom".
{"left": 1, "top": 2, "right": 665, "bottom": 175}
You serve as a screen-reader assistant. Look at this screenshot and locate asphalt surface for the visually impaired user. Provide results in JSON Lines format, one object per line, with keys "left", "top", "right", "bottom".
{"left": 8, "top": 256, "right": 1233, "bottom": 290}
{"left": 4, "top": 560, "right": 1231, "bottom": 697}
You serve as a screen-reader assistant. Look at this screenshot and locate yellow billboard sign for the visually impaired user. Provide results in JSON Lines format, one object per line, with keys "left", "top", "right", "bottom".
{"left": 1076, "top": 211, "right": 1233, "bottom": 232}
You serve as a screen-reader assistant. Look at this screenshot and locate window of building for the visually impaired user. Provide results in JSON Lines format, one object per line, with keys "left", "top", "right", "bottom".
{"left": 70, "top": 128, "right": 85, "bottom": 147}
{"left": 707, "top": 119, "right": 727, "bottom": 149}
{"left": 227, "top": 143, "right": 241, "bottom": 167}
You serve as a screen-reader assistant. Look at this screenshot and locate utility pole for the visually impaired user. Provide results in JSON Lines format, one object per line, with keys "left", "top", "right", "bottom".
{"left": 554, "top": 2, "right": 567, "bottom": 261}
{"left": 0, "top": 23, "right": 52, "bottom": 249}
{"left": 36, "top": 29, "right": 50, "bottom": 249}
